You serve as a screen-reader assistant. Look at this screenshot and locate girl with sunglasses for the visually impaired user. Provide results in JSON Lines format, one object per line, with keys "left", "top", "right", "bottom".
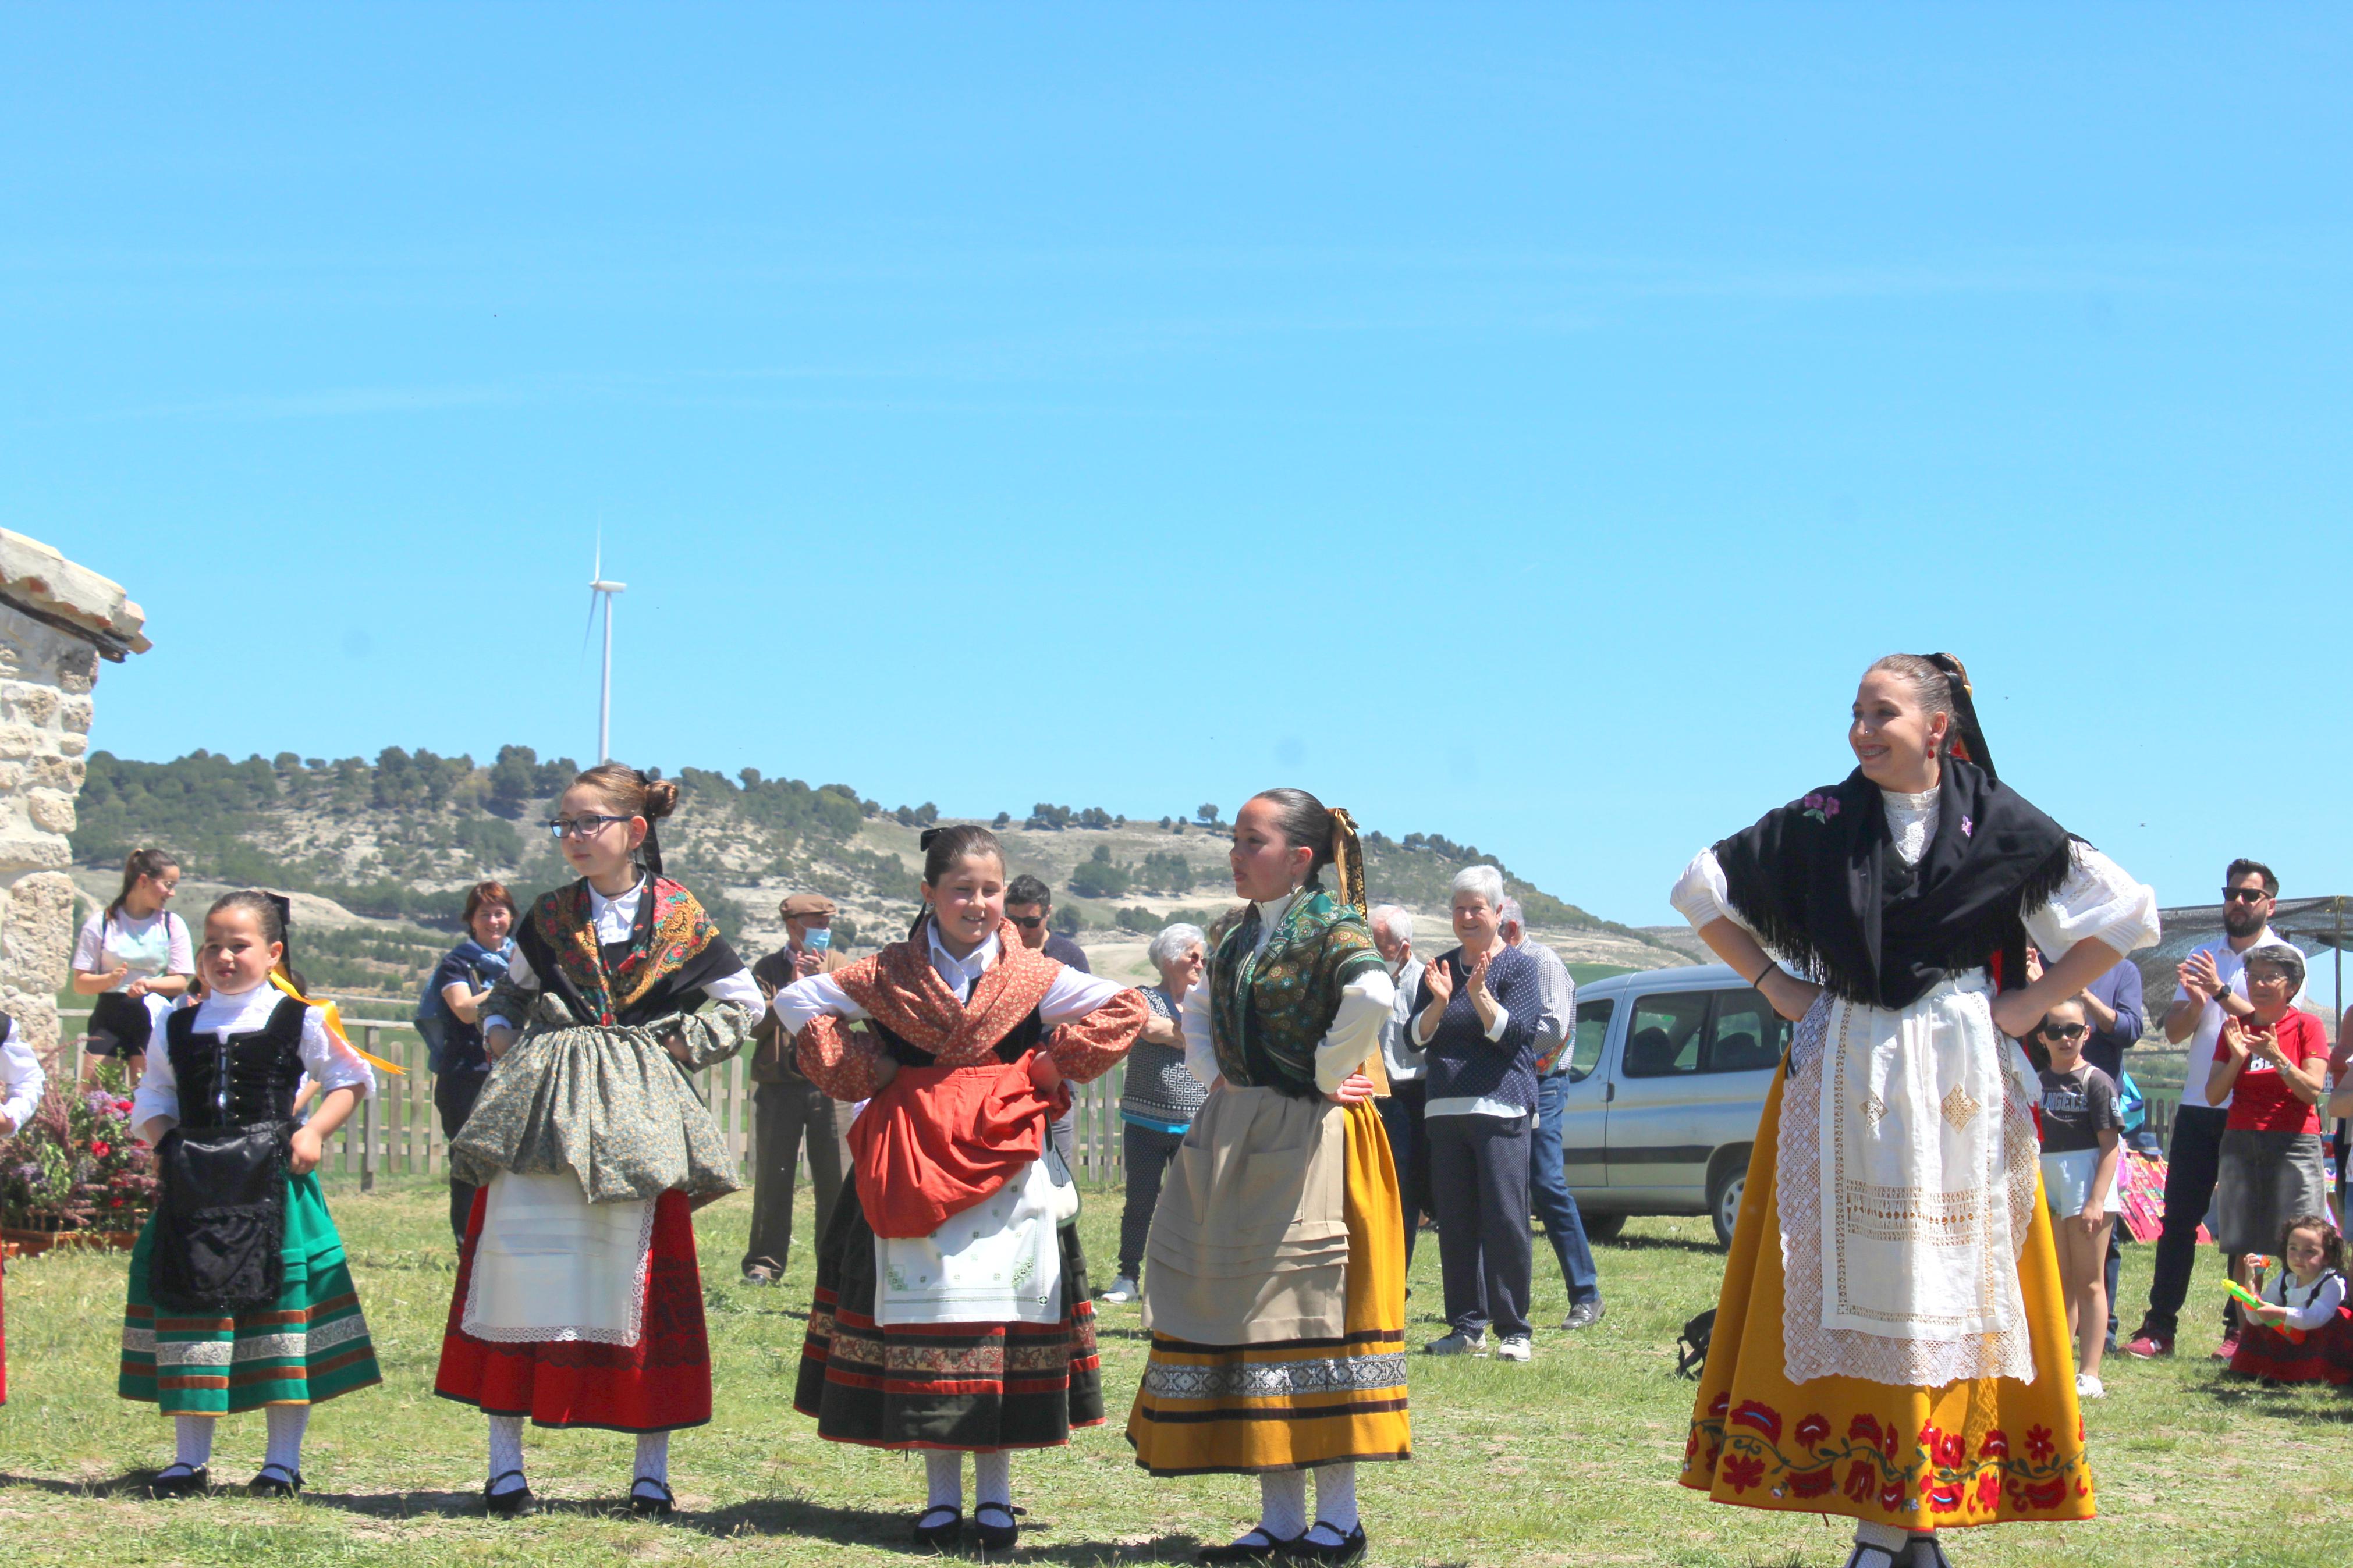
{"left": 2032, "top": 998, "right": 2125, "bottom": 1400}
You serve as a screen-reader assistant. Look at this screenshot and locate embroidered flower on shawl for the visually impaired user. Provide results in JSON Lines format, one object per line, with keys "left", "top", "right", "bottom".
{"left": 2024, "top": 1425, "right": 2055, "bottom": 1463}
{"left": 1720, "top": 1455, "right": 1766, "bottom": 1494}
{"left": 1794, "top": 1412, "right": 1831, "bottom": 1450}
{"left": 1961, "top": 813, "right": 1975, "bottom": 838}
{"left": 1975, "top": 1470, "right": 2003, "bottom": 1512}
{"left": 1847, "top": 1412, "right": 1888, "bottom": 1451}
{"left": 1925, "top": 1481, "right": 1964, "bottom": 1514}
{"left": 1978, "top": 1428, "right": 2009, "bottom": 1461}
{"left": 1799, "top": 791, "right": 1844, "bottom": 824}
{"left": 533, "top": 878, "right": 718, "bottom": 1025}
{"left": 1731, "top": 1400, "right": 1781, "bottom": 1442}
{"left": 2011, "top": 1475, "right": 2067, "bottom": 1511}
{"left": 1843, "top": 1462, "right": 1876, "bottom": 1503}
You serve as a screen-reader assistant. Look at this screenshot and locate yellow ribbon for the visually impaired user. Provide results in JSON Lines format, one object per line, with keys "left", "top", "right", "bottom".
{"left": 1324, "top": 806, "right": 1390, "bottom": 1098}
{"left": 268, "top": 969, "right": 406, "bottom": 1076}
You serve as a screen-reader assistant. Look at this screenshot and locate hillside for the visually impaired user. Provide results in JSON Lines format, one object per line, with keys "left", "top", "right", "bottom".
{"left": 70, "top": 747, "right": 1692, "bottom": 997}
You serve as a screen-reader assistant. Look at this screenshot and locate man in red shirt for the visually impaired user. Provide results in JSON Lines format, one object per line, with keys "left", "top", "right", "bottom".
{"left": 2202, "top": 944, "right": 2332, "bottom": 1359}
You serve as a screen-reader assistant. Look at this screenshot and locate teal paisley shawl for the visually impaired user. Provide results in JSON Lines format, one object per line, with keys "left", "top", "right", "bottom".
{"left": 1206, "top": 888, "right": 1386, "bottom": 1097}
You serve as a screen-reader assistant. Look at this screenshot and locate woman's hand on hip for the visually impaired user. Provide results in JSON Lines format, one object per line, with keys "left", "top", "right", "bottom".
{"left": 1028, "top": 1050, "right": 1064, "bottom": 1095}
{"left": 1326, "top": 1072, "right": 1375, "bottom": 1107}
{"left": 1760, "top": 969, "right": 1822, "bottom": 1023}
{"left": 289, "top": 1125, "right": 324, "bottom": 1175}
{"left": 1990, "top": 989, "right": 2052, "bottom": 1041}
{"left": 871, "top": 1054, "right": 900, "bottom": 1091}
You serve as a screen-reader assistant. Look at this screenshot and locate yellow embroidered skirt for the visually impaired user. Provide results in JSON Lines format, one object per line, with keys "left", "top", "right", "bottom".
{"left": 1127, "top": 1097, "right": 1410, "bottom": 1475}
{"left": 1681, "top": 1060, "right": 2093, "bottom": 1529}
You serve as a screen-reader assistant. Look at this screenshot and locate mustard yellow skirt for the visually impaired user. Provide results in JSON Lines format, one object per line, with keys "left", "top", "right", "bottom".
{"left": 1127, "top": 1098, "right": 1410, "bottom": 1475}
{"left": 1681, "top": 1061, "right": 2093, "bottom": 1530}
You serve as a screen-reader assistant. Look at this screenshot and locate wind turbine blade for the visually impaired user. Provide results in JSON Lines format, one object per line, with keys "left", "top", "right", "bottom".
{"left": 583, "top": 588, "right": 600, "bottom": 653}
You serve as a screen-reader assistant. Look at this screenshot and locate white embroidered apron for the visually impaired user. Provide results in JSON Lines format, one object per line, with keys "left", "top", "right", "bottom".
{"left": 874, "top": 1157, "right": 1072, "bottom": 1327}
{"left": 462, "top": 1170, "right": 657, "bottom": 1345}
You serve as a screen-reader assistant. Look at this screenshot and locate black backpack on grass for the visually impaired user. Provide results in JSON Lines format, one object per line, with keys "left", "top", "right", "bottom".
{"left": 1676, "top": 1309, "right": 1715, "bottom": 1378}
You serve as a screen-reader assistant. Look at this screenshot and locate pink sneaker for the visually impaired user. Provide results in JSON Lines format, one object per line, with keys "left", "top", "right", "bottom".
{"left": 2123, "top": 1331, "right": 2173, "bottom": 1360}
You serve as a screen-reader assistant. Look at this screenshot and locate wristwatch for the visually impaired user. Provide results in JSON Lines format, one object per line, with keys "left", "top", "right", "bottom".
{"left": 2212, "top": 981, "right": 2234, "bottom": 1007}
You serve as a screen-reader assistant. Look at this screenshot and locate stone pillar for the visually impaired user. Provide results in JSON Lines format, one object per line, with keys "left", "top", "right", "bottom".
{"left": 0, "top": 532, "right": 150, "bottom": 1067}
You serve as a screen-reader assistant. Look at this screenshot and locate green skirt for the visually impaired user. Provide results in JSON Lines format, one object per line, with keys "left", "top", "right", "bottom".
{"left": 119, "top": 1171, "right": 382, "bottom": 1414}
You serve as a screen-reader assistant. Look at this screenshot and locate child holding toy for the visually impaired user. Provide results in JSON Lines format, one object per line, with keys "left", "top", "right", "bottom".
{"left": 2227, "top": 1215, "right": 2351, "bottom": 1384}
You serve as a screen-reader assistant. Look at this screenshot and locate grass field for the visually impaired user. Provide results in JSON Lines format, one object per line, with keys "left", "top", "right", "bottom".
{"left": 0, "top": 1173, "right": 2347, "bottom": 1567}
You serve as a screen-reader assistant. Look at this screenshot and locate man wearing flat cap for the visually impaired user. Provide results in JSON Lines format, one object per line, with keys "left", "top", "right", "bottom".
{"left": 742, "top": 893, "right": 855, "bottom": 1285}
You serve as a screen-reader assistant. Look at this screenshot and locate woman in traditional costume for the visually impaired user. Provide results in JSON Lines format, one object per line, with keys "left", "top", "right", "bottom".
{"left": 775, "top": 823, "right": 1144, "bottom": 1553}
{"left": 1671, "top": 655, "right": 2159, "bottom": 1568}
{"left": 0, "top": 1012, "right": 45, "bottom": 1407}
{"left": 1128, "top": 788, "right": 1408, "bottom": 1567}
{"left": 120, "top": 891, "right": 381, "bottom": 1498}
{"left": 434, "top": 763, "right": 762, "bottom": 1519}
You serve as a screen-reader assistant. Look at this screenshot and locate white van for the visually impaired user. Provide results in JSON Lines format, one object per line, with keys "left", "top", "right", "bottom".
{"left": 1556, "top": 963, "right": 1785, "bottom": 1247}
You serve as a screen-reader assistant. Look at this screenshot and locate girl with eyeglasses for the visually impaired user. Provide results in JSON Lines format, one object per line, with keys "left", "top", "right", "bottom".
{"left": 432, "top": 762, "right": 765, "bottom": 1520}
{"left": 2032, "top": 998, "right": 2124, "bottom": 1400}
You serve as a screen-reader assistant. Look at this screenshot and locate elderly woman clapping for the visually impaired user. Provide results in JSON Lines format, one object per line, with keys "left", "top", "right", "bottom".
{"left": 2205, "top": 944, "right": 2334, "bottom": 1350}
{"left": 1412, "top": 865, "right": 1546, "bottom": 1361}
{"left": 1099, "top": 923, "right": 1212, "bottom": 1306}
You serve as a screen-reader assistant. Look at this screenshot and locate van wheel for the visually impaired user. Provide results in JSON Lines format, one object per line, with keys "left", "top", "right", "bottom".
{"left": 1580, "top": 1211, "right": 1626, "bottom": 1243}
{"left": 1707, "top": 1146, "right": 1752, "bottom": 1249}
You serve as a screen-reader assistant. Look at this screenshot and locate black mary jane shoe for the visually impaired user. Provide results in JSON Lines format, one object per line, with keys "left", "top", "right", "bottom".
{"left": 912, "top": 1505, "right": 963, "bottom": 1549}
{"left": 145, "top": 1464, "right": 209, "bottom": 1501}
{"left": 1286, "top": 1521, "right": 1367, "bottom": 1565}
{"left": 249, "top": 1464, "right": 304, "bottom": 1499}
{"left": 1199, "top": 1527, "right": 1302, "bottom": 1565}
{"left": 627, "top": 1478, "right": 676, "bottom": 1519}
{"left": 972, "top": 1501, "right": 1020, "bottom": 1553}
{"left": 484, "top": 1471, "right": 540, "bottom": 1519}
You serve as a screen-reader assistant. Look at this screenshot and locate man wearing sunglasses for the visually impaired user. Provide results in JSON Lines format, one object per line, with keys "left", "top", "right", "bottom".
{"left": 2125, "top": 858, "right": 2305, "bottom": 1359}
{"left": 1005, "top": 874, "right": 1090, "bottom": 1167}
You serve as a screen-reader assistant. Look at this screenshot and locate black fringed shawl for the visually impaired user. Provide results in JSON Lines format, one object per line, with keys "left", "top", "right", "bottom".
{"left": 1715, "top": 759, "right": 2075, "bottom": 1011}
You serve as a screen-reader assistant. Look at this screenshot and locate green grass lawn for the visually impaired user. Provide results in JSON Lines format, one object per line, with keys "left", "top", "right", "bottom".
{"left": 1, "top": 1174, "right": 2347, "bottom": 1567}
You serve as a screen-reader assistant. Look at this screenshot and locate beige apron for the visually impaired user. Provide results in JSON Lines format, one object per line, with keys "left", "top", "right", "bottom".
{"left": 1142, "top": 1085, "right": 1350, "bottom": 1345}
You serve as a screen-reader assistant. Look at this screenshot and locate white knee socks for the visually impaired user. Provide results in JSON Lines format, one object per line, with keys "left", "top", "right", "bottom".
{"left": 633, "top": 1431, "right": 670, "bottom": 1495}
{"left": 487, "top": 1414, "right": 527, "bottom": 1494}
{"left": 1312, "top": 1463, "right": 1358, "bottom": 1533}
{"left": 172, "top": 1415, "right": 215, "bottom": 1471}
{"left": 973, "top": 1449, "right": 1012, "bottom": 1509}
{"left": 1256, "top": 1470, "right": 1308, "bottom": 1539}
{"left": 1852, "top": 1519, "right": 1909, "bottom": 1559}
{"left": 262, "top": 1404, "right": 310, "bottom": 1477}
{"left": 926, "top": 1450, "right": 963, "bottom": 1510}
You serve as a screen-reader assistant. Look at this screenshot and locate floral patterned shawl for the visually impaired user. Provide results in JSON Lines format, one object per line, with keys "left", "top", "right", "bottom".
{"left": 517, "top": 876, "right": 741, "bottom": 1029}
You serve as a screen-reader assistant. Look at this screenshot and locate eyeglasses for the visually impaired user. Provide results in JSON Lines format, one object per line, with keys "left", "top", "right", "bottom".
{"left": 2040, "top": 1023, "right": 2088, "bottom": 1041}
{"left": 1006, "top": 914, "right": 1045, "bottom": 930}
{"left": 2223, "top": 887, "right": 2273, "bottom": 904}
{"left": 546, "top": 814, "right": 630, "bottom": 839}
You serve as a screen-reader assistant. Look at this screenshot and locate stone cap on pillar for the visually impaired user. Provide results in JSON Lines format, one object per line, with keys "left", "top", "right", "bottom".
{"left": 0, "top": 530, "right": 150, "bottom": 660}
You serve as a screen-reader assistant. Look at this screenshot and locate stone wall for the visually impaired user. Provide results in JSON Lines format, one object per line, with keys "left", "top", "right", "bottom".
{"left": 0, "top": 531, "right": 149, "bottom": 1065}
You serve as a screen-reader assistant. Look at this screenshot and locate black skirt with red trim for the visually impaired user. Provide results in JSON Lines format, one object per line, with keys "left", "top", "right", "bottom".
{"left": 434, "top": 1186, "right": 712, "bottom": 1431}
{"left": 2228, "top": 1309, "right": 2353, "bottom": 1386}
{"left": 794, "top": 1169, "right": 1102, "bottom": 1450}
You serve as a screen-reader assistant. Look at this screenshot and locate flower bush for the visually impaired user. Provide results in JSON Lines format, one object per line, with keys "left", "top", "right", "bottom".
{"left": 0, "top": 1061, "right": 155, "bottom": 1231}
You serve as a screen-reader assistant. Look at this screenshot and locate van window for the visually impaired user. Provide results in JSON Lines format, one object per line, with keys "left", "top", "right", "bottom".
{"left": 1622, "top": 991, "right": 1708, "bottom": 1078}
{"left": 1705, "top": 990, "right": 1788, "bottom": 1074}
{"left": 1565, "top": 998, "right": 1613, "bottom": 1082}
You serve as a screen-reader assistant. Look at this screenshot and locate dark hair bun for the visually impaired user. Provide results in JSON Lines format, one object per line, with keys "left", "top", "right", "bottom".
{"left": 919, "top": 827, "right": 944, "bottom": 852}
{"left": 640, "top": 777, "right": 680, "bottom": 822}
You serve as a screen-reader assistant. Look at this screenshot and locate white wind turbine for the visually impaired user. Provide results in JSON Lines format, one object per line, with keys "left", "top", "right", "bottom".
{"left": 585, "top": 534, "right": 627, "bottom": 763}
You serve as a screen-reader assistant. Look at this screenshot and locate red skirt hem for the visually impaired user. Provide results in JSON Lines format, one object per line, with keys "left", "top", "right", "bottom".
{"left": 433, "top": 1185, "right": 713, "bottom": 1432}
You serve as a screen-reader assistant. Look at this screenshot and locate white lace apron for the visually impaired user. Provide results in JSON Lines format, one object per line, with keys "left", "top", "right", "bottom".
{"left": 461, "top": 1170, "right": 657, "bottom": 1345}
{"left": 874, "top": 1158, "right": 1075, "bottom": 1327}
{"left": 1781, "top": 975, "right": 2043, "bottom": 1386}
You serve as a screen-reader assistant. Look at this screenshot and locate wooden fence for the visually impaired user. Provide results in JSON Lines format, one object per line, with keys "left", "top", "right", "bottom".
{"left": 66, "top": 1005, "right": 1140, "bottom": 1192}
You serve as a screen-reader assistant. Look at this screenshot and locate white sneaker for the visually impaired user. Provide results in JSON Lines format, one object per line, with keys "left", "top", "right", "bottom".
{"left": 1097, "top": 1276, "right": 1138, "bottom": 1304}
{"left": 1423, "top": 1329, "right": 1488, "bottom": 1356}
{"left": 1495, "top": 1335, "right": 1533, "bottom": 1363}
{"left": 2075, "top": 1371, "right": 2106, "bottom": 1400}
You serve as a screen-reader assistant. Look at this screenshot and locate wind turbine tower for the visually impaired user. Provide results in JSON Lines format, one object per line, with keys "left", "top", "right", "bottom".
{"left": 588, "top": 538, "right": 627, "bottom": 763}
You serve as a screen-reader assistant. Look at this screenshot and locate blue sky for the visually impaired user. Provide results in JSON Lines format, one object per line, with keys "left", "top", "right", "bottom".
{"left": 6, "top": 5, "right": 2348, "bottom": 931}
